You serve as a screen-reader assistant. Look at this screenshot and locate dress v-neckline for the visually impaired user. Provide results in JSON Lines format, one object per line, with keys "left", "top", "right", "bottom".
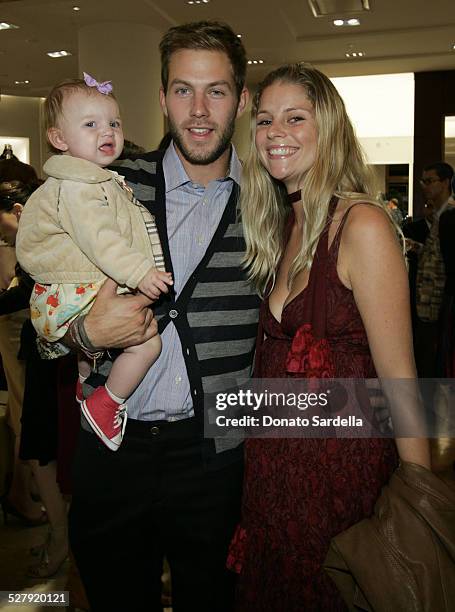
{"left": 268, "top": 200, "right": 340, "bottom": 326}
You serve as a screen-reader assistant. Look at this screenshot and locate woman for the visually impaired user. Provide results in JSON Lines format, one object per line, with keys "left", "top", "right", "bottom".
{"left": 0, "top": 180, "right": 68, "bottom": 577}
{"left": 233, "top": 64, "right": 430, "bottom": 611}
{"left": 0, "top": 180, "right": 44, "bottom": 526}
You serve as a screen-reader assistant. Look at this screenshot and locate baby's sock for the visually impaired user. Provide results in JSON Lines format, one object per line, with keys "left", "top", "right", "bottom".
{"left": 105, "top": 384, "right": 126, "bottom": 405}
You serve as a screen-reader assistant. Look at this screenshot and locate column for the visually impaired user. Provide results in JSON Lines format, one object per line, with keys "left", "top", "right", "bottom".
{"left": 78, "top": 23, "right": 164, "bottom": 151}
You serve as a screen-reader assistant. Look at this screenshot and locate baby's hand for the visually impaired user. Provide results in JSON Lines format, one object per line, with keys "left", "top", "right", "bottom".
{"left": 138, "top": 268, "right": 173, "bottom": 300}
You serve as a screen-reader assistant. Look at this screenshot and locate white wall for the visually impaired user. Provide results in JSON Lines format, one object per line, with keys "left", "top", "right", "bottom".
{"left": 232, "top": 99, "right": 252, "bottom": 162}
{"left": 445, "top": 117, "right": 455, "bottom": 171}
{"left": 331, "top": 73, "right": 415, "bottom": 210}
{"left": 1, "top": 73, "right": 417, "bottom": 187}
{"left": 0, "top": 95, "right": 47, "bottom": 177}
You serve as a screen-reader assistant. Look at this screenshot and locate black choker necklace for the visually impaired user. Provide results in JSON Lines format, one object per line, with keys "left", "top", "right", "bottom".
{"left": 288, "top": 190, "right": 302, "bottom": 204}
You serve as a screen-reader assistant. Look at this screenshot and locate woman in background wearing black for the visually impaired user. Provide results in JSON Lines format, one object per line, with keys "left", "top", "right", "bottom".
{"left": 0, "top": 180, "right": 68, "bottom": 577}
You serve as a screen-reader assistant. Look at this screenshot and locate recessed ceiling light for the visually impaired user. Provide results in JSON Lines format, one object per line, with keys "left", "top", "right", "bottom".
{"left": 0, "top": 22, "right": 19, "bottom": 30}
{"left": 452, "top": 43, "right": 455, "bottom": 50}
{"left": 247, "top": 59, "right": 264, "bottom": 65}
{"left": 73, "top": 5, "right": 81, "bottom": 10}
{"left": 15, "top": 80, "right": 30, "bottom": 85}
{"left": 237, "top": 34, "right": 242, "bottom": 38}
{"left": 187, "top": 0, "right": 210, "bottom": 3}
{"left": 47, "top": 50, "right": 72, "bottom": 58}
{"left": 333, "top": 18, "right": 360, "bottom": 27}
{"left": 345, "top": 51, "right": 365, "bottom": 58}
{"left": 309, "top": 0, "right": 370, "bottom": 17}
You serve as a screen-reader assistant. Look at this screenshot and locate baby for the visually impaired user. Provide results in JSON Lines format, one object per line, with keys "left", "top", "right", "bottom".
{"left": 16, "top": 74, "right": 173, "bottom": 451}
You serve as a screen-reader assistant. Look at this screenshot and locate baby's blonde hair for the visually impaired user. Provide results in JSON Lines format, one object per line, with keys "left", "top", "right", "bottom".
{"left": 44, "top": 79, "right": 116, "bottom": 153}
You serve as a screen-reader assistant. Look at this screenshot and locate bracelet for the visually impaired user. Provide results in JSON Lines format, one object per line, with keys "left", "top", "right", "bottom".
{"left": 69, "top": 315, "right": 105, "bottom": 362}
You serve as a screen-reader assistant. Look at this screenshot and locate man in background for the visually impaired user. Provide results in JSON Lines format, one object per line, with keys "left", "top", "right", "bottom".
{"left": 414, "top": 162, "right": 454, "bottom": 376}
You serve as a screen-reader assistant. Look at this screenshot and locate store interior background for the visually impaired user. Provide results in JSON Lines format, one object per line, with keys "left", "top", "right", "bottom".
{"left": 0, "top": 1, "right": 455, "bottom": 607}
{"left": 1, "top": 0, "right": 455, "bottom": 218}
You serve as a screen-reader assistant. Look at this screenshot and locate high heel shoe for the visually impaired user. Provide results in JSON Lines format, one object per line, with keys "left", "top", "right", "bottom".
{"left": 27, "top": 546, "right": 68, "bottom": 579}
{"left": 30, "top": 528, "right": 51, "bottom": 557}
{"left": 27, "top": 527, "right": 68, "bottom": 578}
{"left": 1, "top": 498, "right": 48, "bottom": 527}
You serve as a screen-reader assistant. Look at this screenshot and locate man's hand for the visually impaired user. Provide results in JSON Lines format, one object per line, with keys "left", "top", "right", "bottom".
{"left": 83, "top": 278, "right": 158, "bottom": 349}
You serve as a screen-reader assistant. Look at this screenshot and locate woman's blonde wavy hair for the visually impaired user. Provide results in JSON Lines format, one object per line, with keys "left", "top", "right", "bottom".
{"left": 241, "top": 63, "right": 396, "bottom": 296}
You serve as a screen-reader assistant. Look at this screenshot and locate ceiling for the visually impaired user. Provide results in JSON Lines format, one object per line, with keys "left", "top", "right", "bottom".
{"left": 0, "top": 0, "right": 454, "bottom": 98}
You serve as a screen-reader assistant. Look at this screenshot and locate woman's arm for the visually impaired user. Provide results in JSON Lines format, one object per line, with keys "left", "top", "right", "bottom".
{"left": 0, "top": 245, "right": 17, "bottom": 290}
{"left": 340, "top": 204, "right": 431, "bottom": 469}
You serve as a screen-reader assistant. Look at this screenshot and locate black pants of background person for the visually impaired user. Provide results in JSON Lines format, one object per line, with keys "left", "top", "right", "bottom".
{"left": 414, "top": 319, "right": 439, "bottom": 378}
{"left": 69, "top": 417, "right": 243, "bottom": 612}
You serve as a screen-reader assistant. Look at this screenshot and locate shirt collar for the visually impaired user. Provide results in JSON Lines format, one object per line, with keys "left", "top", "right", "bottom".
{"left": 436, "top": 198, "right": 452, "bottom": 219}
{"left": 163, "top": 141, "right": 242, "bottom": 193}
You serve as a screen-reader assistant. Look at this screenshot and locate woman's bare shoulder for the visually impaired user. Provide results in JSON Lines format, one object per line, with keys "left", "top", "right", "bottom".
{"left": 339, "top": 199, "right": 393, "bottom": 239}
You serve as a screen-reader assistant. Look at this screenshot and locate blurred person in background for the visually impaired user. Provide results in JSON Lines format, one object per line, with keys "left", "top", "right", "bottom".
{"left": 0, "top": 180, "right": 68, "bottom": 578}
{"left": 0, "top": 157, "right": 40, "bottom": 188}
{"left": 414, "top": 162, "right": 454, "bottom": 377}
{"left": 0, "top": 181, "right": 45, "bottom": 526}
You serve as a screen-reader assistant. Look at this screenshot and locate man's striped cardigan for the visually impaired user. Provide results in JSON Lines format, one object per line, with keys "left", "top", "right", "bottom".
{"left": 86, "top": 150, "right": 260, "bottom": 468}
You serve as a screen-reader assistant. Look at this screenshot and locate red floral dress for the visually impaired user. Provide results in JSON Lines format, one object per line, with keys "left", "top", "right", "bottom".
{"left": 230, "top": 201, "right": 398, "bottom": 611}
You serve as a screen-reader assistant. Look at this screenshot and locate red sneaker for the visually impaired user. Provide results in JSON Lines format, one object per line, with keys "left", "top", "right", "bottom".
{"left": 80, "top": 386, "right": 127, "bottom": 451}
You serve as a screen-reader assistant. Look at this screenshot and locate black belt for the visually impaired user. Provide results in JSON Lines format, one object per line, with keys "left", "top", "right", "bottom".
{"left": 81, "top": 413, "right": 199, "bottom": 439}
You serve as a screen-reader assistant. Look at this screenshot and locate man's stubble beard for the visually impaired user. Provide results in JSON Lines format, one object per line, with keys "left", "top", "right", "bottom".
{"left": 167, "top": 107, "right": 237, "bottom": 166}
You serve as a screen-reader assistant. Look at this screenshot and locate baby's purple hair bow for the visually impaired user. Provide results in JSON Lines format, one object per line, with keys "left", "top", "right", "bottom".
{"left": 83, "top": 72, "right": 113, "bottom": 95}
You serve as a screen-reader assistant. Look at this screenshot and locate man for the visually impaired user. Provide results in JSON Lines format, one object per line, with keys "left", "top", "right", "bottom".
{"left": 403, "top": 200, "right": 433, "bottom": 331}
{"left": 67, "top": 22, "right": 259, "bottom": 611}
{"left": 414, "top": 162, "right": 454, "bottom": 377}
{"left": 438, "top": 173, "right": 455, "bottom": 376}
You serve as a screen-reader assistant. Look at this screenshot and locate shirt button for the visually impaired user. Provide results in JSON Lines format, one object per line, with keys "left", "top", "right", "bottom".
{"left": 202, "top": 200, "right": 207, "bottom": 205}
{"left": 150, "top": 426, "right": 160, "bottom": 435}
{"left": 175, "top": 375, "right": 182, "bottom": 384}
{"left": 197, "top": 236, "right": 203, "bottom": 245}
{"left": 169, "top": 309, "right": 178, "bottom": 319}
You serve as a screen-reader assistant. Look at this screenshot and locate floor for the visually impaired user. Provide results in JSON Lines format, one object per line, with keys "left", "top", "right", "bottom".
{"left": 0, "top": 513, "right": 173, "bottom": 611}
{"left": 0, "top": 514, "right": 173, "bottom": 611}
{"left": 0, "top": 518, "right": 69, "bottom": 612}
{"left": 0, "top": 387, "right": 71, "bottom": 612}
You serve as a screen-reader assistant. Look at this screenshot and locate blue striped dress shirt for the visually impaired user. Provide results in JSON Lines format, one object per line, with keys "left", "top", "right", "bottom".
{"left": 127, "top": 142, "right": 242, "bottom": 421}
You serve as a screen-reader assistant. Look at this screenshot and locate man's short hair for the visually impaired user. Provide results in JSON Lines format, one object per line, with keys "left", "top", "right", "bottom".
{"left": 159, "top": 21, "right": 247, "bottom": 99}
{"left": 423, "top": 161, "right": 454, "bottom": 183}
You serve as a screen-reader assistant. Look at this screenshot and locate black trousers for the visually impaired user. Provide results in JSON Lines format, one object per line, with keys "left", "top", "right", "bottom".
{"left": 414, "top": 318, "right": 441, "bottom": 378}
{"left": 69, "top": 418, "right": 243, "bottom": 612}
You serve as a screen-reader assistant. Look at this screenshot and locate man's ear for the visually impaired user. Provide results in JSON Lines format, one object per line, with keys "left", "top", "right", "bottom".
{"left": 159, "top": 87, "right": 168, "bottom": 118}
{"left": 236, "top": 87, "right": 249, "bottom": 119}
{"left": 47, "top": 127, "right": 69, "bottom": 152}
